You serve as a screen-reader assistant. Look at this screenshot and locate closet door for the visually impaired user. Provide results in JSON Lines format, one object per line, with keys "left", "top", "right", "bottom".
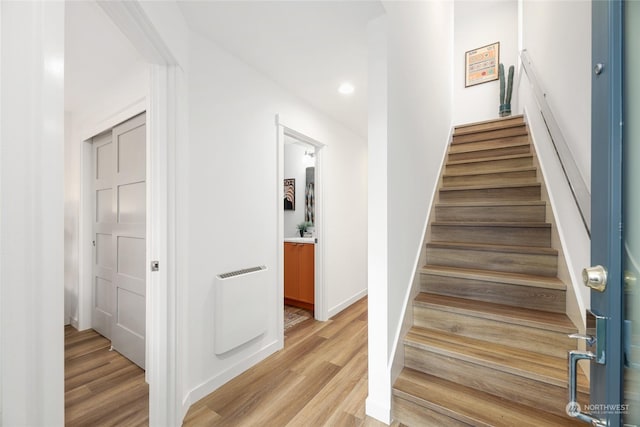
{"left": 92, "top": 112, "right": 146, "bottom": 369}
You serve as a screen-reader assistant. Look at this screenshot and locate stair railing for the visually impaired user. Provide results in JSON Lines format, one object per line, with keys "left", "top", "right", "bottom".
{"left": 520, "top": 49, "right": 591, "bottom": 235}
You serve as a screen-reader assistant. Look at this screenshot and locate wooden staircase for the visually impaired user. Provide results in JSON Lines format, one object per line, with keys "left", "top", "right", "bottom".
{"left": 392, "top": 116, "right": 589, "bottom": 426}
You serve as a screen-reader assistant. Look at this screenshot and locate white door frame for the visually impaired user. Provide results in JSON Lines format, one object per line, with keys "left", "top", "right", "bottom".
{"left": 76, "top": 2, "right": 184, "bottom": 425}
{"left": 276, "top": 115, "right": 328, "bottom": 344}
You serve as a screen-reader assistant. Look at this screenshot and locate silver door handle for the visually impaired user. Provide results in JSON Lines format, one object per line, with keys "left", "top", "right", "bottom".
{"left": 567, "top": 351, "right": 607, "bottom": 426}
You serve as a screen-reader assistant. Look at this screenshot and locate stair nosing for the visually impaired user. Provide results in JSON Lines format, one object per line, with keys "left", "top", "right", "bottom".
{"left": 403, "top": 326, "right": 589, "bottom": 392}
{"left": 432, "top": 221, "right": 551, "bottom": 228}
{"left": 436, "top": 200, "right": 546, "bottom": 207}
{"left": 440, "top": 182, "right": 541, "bottom": 192}
{"left": 450, "top": 134, "right": 530, "bottom": 150}
{"left": 447, "top": 152, "right": 533, "bottom": 166}
{"left": 426, "top": 241, "right": 557, "bottom": 255}
{"left": 453, "top": 115, "right": 527, "bottom": 136}
{"left": 413, "top": 293, "right": 575, "bottom": 333}
{"left": 443, "top": 166, "right": 537, "bottom": 178}
{"left": 420, "top": 265, "right": 565, "bottom": 290}
{"left": 454, "top": 114, "right": 524, "bottom": 130}
{"left": 393, "top": 368, "right": 583, "bottom": 427}
{"left": 454, "top": 121, "right": 526, "bottom": 137}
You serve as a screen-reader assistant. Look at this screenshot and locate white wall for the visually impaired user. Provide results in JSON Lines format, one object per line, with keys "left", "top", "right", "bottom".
{"left": 1, "top": 1, "right": 65, "bottom": 424}
{"left": 183, "top": 30, "right": 368, "bottom": 407}
{"left": 520, "top": 0, "right": 591, "bottom": 188}
{"left": 453, "top": 0, "right": 518, "bottom": 125}
{"left": 517, "top": 0, "right": 592, "bottom": 324}
{"left": 367, "top": 1, "right": 454, "bottom": 423}
{"left": 283, "top": 142, "right": 314, "bottom": 238}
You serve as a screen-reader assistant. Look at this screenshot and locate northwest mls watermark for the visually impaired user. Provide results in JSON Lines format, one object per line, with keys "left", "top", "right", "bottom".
{"left": 566, "top": 401, "right": 630, "bottom": 416}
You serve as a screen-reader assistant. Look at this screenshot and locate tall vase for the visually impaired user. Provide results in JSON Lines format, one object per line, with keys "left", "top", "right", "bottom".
{"left": 499, "top": 103, "right": 512, "bottom": 117}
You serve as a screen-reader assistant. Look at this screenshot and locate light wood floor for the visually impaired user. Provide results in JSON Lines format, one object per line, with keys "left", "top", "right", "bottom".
{"left": 65, "top": 297, "right": 392, "bottom": 426}
{"left": 65, "top": 326, "right": 148, "bottom": 426}
{"left": 184, "top": 296, "right": 396, "bottom": 427}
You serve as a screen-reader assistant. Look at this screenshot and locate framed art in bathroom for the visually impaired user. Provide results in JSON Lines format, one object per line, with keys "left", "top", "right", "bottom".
{"left": 284, "top": 178, "right": 295, "bottom": 210}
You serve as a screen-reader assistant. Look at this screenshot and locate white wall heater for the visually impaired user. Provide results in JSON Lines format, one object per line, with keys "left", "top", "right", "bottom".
{"left": 214, "top": 265, "right": 268, "bottom": 355}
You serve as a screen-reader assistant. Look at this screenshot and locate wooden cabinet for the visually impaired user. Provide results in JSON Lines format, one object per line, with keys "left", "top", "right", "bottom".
{"left": 284, "top": 242, "right": 314, "bottom": 311}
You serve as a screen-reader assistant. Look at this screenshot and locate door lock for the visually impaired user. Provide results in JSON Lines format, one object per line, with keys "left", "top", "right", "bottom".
{"left": 582, "top": 265, "right": 607, "bottom": 292}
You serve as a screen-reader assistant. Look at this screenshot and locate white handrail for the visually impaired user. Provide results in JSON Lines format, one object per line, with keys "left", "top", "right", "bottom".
{"left": 520, "top": 50, "right": 591, "bottom": 235}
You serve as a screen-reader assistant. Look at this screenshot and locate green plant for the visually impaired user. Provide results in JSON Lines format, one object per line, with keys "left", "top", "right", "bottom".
{"left": 297, "top": 221, "right": 311, "bottom": 232}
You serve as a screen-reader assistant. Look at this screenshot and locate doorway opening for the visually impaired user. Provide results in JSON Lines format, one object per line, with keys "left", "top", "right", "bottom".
{"left": 64, "top": 1, "right": 182, "bottom": 424}
{"left": 277, "top": 117, "right": 327, "bottom": 347}
{"left": 283, "top": 137, "right": 316, "bottom": 331}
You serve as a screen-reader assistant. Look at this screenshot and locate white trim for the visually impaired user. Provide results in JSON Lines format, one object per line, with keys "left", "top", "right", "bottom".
{"left": 328, "top": 289, "right": 368, "bottom": 319}
{"left": 276, "top": 124, "right": 286, "bottom": 348}
{"left": 365, "top": 397, "right": 391, "bottom": 425}
{"left": 90, "top": 3, "right": 184, "bottom": 426}
{"left": 181, "top": 340, "right": 280, "bottom": 412}
{"left": 98, "top": 0, "right": 176, "bottom": 65}
{"left": 78, "top": 98, "right": 146, "bottom": 142}
{"left": 276, "top": 115, "right": 328, "bottom": 322}
{"left": 78, "top": 139, "right": 93, "bottom": 331}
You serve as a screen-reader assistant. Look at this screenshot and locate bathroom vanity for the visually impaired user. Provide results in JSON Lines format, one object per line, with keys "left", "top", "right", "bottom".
{"left": 284, "top": 238, "right": 315, "bottom": 311}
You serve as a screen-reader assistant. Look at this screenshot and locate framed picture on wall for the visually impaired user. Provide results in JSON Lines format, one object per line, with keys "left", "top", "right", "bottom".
{"left": 284, "top": 178, "right": 295, "bottom": 210}
{"left": 465, "top": 42, "right": 500, "bottom": 87}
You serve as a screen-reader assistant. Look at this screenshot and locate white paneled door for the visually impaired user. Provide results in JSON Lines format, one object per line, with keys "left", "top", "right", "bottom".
{"left": 92, "top": 113, "right": 147, "bottom": 369}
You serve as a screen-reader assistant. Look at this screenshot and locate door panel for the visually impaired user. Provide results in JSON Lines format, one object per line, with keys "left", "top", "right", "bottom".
{"left": 589, "top": 0, "right": 624, "bottom": 425}
{"left": 92, "top": 112, "right": 146, "bottom": 369}
{"left": 92, "top": 134, "right": 115, "bottom": 339}
{"left": 111, "top": 113, "right": 146, "bottom": 369}
{"left": 624, "top": 0, "right": 640, "bottom": 423}
{"left": 298, "top": 244, "right": 315, "bottom": 305}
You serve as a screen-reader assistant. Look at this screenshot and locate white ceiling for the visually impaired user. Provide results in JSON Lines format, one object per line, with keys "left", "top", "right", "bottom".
{"left": 65, "top": 1, "right": 144, "bottom": 113}
{"left": 178, "top": 1, "right": 385, "bottom": 137}
{"left": 65, "top": 1, "right": 383, "bottom": 136}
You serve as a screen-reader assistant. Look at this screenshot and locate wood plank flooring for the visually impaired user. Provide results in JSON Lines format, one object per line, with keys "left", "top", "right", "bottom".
{"left": 65, "top": 325, "right": 148, "bottom": 426}
{"left": 184, "top": 296, "right": 396, "bottom": 427}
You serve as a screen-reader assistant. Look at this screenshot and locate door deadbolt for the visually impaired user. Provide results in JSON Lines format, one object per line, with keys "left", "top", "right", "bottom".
{"left": 582, "top": 265, "right": 607, "bottom": 292}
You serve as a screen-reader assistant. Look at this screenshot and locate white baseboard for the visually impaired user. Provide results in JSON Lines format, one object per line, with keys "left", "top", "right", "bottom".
{"left": 328, "top": 288, "right": 368, "bottom": 318}
{"left": 180, "top": 339, "right": 281, "bottom": 422}
{"left": 366, "top": 396, "right": 391, "bottom": 425}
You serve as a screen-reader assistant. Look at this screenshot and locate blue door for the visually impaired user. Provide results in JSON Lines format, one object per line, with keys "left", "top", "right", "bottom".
{"left": 588, "top": 1, "right": 639, "bottom": 426}
{"left": 622, "top": 1, "right": 640, "bottom": 424}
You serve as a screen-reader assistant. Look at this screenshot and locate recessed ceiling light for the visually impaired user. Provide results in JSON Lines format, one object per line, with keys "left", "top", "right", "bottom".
{"left": 338, "top": 82, "right": 355, "bottom": 95}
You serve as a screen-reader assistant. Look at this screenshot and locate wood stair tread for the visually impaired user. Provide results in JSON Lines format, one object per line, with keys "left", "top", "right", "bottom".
{"left": 447, "top": 153, "right": 532, "bottom": 166}
{"left": 404, "top": 326, "right": 589, "bottom": 393}
{"left": 427, "top": 241, "right": 557, "bottom": 255}
{"left": 436, "top": 200, "right": 545, "bottom": 207}
{"left": 454, "top": 115, "right": 524, "bottom": 134}
{"left": 413, "top": 293, "right": 576, "bottom": 333}
{"left": 420, "top": 265, "right": 566, "bottom": 290}
{"left": 449, "top": 136, "right": 529, "bottom": 152}
{"left": 440, "top": 182, "right": 540, "bottom": 192}
{"left": 393, "top": 368, "right": 584, "bottom": 427}
{"left": 443, "top": 166, "right": 537, "bottom": 177}
{"left": 432, "top": 221, "right": 550, "bottom": 228}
